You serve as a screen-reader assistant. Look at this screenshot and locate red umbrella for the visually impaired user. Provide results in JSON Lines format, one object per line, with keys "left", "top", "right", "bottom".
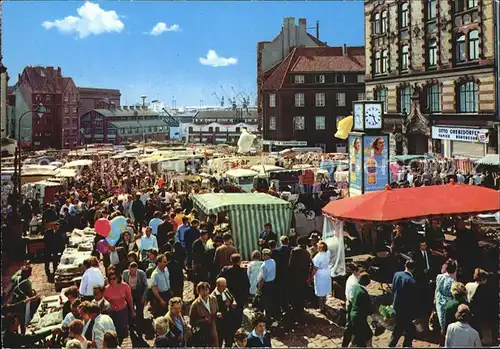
{"left": 322, "top": 182, "right": 500, "bottom": 223}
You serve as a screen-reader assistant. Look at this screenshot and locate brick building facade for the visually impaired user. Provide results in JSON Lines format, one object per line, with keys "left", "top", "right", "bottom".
{"left": 261, "top": 46, "right": 366, "bottom": 152}
{"left": 364, "top": 0, "right": 498, "bottom": 157}
{"left": 9, "top": 66, "right": 121, "bottom": 149}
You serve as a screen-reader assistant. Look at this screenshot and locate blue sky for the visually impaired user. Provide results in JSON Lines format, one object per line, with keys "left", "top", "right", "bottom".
{"left": 3, "top": 1, "right": 364, "bottom": 107}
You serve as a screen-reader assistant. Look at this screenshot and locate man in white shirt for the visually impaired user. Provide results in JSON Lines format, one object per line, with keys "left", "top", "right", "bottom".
{"left": 80, "top": 301, "right": 116, "bottom": 349}
{"left": 342, "top": 264, "right": 361, "bottom": 347}
{"left": 445, "top": 304, "right": 481, "bottom": 348}
{"left": 79, "top": 257, "right": 105, "bottom": 300}
{"left": 139, "top": 227, "right": 158, "bottom": 260}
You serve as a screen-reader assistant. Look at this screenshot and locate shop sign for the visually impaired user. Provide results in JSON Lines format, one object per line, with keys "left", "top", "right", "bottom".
{"left": 431, "top": 126, "right": 489, "bottom": 143}
{"left": 262, "top": 140, "right": 308, "bottom": 146}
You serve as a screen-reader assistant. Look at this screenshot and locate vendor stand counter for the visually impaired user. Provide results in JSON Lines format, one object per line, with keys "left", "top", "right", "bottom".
{"left": 28, "top": 295, "right": 64, "bottom": 332}
{"left": 22, "top": 234, "right": 46, "bottom": 260}
{"left": 54, "top": 228, "right": 95, "bottom": 292}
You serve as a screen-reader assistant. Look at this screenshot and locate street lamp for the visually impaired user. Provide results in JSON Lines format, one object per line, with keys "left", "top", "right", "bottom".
{"left": 13, "top": 103, "right": 46, "bottom": 214}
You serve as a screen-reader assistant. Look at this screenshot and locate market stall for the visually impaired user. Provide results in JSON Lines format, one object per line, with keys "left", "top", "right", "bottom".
{"left": 191, "top": 193, "right": 293, "bottom": 259}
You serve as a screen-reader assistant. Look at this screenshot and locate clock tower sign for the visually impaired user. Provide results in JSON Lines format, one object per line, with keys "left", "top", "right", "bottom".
{"left": 348, "top": 100, "right": 390, "bottom": 196}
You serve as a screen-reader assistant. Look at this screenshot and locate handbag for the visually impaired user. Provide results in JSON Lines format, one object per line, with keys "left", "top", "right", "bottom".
{"left": 428, "top": 309, "right": 439, "bottom": 332}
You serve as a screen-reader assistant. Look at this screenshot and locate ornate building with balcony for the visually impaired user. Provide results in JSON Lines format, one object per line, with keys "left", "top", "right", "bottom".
{"left": 364, "top": 0, "right": 498, "bottom": 157}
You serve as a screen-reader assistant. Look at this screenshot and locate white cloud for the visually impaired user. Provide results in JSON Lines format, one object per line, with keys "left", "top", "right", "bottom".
{"left": 148, "top": 22, "right": 180, "bottom": 35}
{"left": 199, "top": 50, "right": 237, "bottom": 67}
{"left": 42, "top": 2, "right": 124, "bottom": 38}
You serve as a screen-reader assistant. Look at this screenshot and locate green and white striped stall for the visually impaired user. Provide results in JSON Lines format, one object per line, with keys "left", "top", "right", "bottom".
{"left": 192, "top": 193, "right": 293, "bottom": 260}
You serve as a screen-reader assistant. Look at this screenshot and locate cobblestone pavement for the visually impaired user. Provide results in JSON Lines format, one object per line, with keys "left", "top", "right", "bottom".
{"left": 17, "top": 262, "right": 439, "bottom": 348}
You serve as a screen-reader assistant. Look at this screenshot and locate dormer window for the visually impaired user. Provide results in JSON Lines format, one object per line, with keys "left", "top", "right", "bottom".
{"left": 316, "top": 75, "right": 325, "bottom": 83}
{"left": 294, "top": 75, "right": 305, "bottom": 84}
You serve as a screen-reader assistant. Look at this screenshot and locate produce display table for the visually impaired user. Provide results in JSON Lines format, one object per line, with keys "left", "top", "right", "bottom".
{"left": 28, "top": 295, "right": 64, "bottom": 332}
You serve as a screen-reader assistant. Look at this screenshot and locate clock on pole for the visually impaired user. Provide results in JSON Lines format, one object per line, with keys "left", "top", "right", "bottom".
{"left": 348, "top": 100, "right": 389, "bottom": 196}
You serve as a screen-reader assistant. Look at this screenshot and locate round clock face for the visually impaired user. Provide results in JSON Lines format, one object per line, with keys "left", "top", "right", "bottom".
{"left": 364, "top": 104, "right": 382, "bottom": 129}
{"left": 354, "top": 104, "right": 363, "bottom": 130}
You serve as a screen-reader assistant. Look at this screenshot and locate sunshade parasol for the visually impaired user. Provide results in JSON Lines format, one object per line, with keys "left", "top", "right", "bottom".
{"left": 322, "top": 181, "right": 500, "bottom": 223}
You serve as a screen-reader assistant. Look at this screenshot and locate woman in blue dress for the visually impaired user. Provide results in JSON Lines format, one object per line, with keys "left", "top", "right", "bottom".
{"left": 435, "top": 259, "right": 458, "bottom": 331}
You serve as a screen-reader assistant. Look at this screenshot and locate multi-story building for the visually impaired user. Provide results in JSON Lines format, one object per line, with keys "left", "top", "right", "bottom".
{"left": 11, "top": 66, "right": 80, "bottom": 149}
{"left": 80, "top": 105, "right": 168, "bottom": 145}
{"left": 261, "top": 46, "right": 365, "bottom": 152}
{"left": 364, "top": 0, "right": 498, "bottom": 157}
{"left": 257, "top": 17, "right": 326, "bottom": 132}
{"left": 186, "top": 108, "right": 258, "bottom": 144}
{"left": 78, "top": 87, "right": 121, "bottom": 116}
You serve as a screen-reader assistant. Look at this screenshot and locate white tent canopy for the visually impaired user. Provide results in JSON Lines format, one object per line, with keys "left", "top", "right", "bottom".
{"left": 62, "top": 160, "right": 93, "bottom": 168}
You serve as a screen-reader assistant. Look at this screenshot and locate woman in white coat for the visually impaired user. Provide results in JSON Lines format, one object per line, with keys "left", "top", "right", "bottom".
{"left": 310, "top": 241, "right": 332, "bottom": 313}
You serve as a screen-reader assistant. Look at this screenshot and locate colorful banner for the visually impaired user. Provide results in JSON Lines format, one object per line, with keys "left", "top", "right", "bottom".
{"left": 363, "top": 135, "right": 389, "bottom": 192}
{"left": 348, "top": 135, "right": 362, "bottom": 192}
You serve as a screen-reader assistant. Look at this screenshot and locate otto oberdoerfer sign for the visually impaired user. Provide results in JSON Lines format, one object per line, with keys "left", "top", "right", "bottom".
{"left": 431, "top": 126, "right": 489, "bottom": 143}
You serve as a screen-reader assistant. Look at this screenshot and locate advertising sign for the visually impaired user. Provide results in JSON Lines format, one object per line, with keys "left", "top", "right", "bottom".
{"left": 348, "top": 135, "right": 362, "bottom": 196}
{"left": 431, "top": 126, "right": 489, "bottom": 143}
{"left": 363, "top": 135, "right": 389, "bottom": 192}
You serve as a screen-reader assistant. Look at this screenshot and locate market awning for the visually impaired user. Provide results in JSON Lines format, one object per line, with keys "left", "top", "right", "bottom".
{"left": 192, "top": 193, "right": 292, "bottom": 259}
{"left": 192, "top": 192, "right": 291, "bottom": 215}
{"left": 476, "top": 154, "right": 499, "bottom": 166}
{"left": 322, "top": 182, "right": 500, "bottom": 223}
{"left": 393, "top": 154, "right": 434, "bottom": 162}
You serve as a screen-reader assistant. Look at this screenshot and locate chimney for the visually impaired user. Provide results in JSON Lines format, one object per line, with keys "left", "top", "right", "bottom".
{"left": 343, "top": 43, "right": 348, "bottom": 56}
{"left": 316, "top": 21, "right": 320, "bottom": 40}
{"left": 57, "top": 67, "right": 61, "bottom": 76}
{"left": 299, "top": 18, "right": 307, "bottom": 33}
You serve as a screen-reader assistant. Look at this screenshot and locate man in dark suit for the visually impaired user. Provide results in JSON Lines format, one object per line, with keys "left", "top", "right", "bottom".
{"left": 157, "top": 214, "right": 174, "bottom": 251}
{"left": 389, "top": 260, "right": 418, "bottom": 347}
{"left": 273, "top": 237, "right": 291, "bottom": 315}
{"left": 349, "top": 272, "right": 373, "bottom": 347}
{"left": 218, "top": 253, "right": 250, "bottom": 333}
{"left": 184, "top": 220, "right": 201, "bottom": 267}
{"left": 258, "top": 223, "right": 277, "bottom": 250}
{"left": 412, "top": 239, "right": 435, "bottom": 318}
{"left": 192, "top": 231, "right": 209, "bottom": 297}
{"left": 288, "top": 236, "right": 311, "bottom": 318}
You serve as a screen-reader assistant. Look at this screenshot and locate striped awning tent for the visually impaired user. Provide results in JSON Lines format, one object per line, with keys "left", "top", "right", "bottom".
{"left": 192, "top": 193, "right": 293, "bottom": 260}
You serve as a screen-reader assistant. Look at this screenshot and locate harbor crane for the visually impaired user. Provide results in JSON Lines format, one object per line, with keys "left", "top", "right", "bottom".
{"left": 212, "top": 92, "right": 224, "bottom": 107}
{"left": 221, "top": 86, "right": 236, "bottom": 107}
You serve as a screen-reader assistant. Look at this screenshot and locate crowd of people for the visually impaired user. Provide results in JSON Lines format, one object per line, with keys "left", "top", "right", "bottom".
{"left": 1, "top": 153, "right": 498, "bottom": 349}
